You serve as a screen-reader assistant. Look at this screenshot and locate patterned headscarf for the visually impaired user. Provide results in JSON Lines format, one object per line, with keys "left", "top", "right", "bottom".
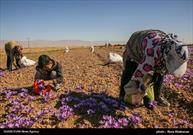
{"left": 160, "top": 33, "right": 188, "bottom": 59}
{"left": 159, "top": 33, "right": 189, "bottom": 77}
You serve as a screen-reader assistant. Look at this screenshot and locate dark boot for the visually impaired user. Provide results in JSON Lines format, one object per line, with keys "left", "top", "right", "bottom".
{"left": 153, "top": 73, "right": 170, "bottom": 106}
{"left": 143, "top": 95, "right": 154, "bottom": 110}
{"left": 155, "top": 96, "right": 170, "bottom": 106}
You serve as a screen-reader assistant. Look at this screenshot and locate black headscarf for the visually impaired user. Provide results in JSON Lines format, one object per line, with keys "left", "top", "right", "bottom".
{"left": 36, "top": 55, "right": 54, "bottom": 70}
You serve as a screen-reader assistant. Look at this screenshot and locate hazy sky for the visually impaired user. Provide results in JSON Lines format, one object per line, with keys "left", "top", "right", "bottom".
{"left": 0, "top": 0, "right": 192, "bottom": 43}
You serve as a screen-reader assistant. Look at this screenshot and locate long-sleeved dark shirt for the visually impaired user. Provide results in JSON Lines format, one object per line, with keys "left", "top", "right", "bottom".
{"left": 35, "top": 61, "right": 64, "bottom": 84}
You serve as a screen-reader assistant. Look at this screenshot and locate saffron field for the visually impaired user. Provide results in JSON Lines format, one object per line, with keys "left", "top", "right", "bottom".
{"left": 0, "top": 46, "right": 192, "bottom": 128}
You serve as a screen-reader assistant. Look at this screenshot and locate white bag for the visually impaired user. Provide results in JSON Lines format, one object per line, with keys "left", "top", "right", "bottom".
{"left": 19, "top": 56, "right": 36, "bottom": 67}
{"left": 124, "top": 73, "right": 155, "bottom": 105}
{"left": 90, "top": 46, "right": 95, "bottom": 53}
{"left": 64, "top": 47, "right": 69, "bottom": 53}
{"left": 124, "top": 80, "right": 144, "bottom": 105}
{"left": 108, "top": 52, "right": 123, "bottom": 63}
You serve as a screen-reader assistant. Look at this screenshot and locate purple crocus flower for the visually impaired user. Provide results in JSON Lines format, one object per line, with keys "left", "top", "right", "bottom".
{"left": 13, "top": 116, "right": 22, "bottom": 121}
{"left": 174, "top": 120, "right": 190, "bottom": 126}
{"left": 20, "top": 88, "right": 28, "bottom": 93}
{"left": 63, "top": 96, "right": 73, "bottom": 102}
{"left": 6, "top": 114, "right": 17, "bottom": 120}
{"left": 163, "top": 67, "right": 193, "bottom": 91}
{"left": 14, "top": 123, "right": 20, "bottom": 128}
{"left": 37, "top": 80, "right": 45, "bottom": 92}
{"left": 118, "top": 118, "right": 129, "bottom": 127}
{"left": 76, "top": 85, "right": 83, "bottom": 91}
{"left": 0, "top": 124, "right": 5, "bottom": 128}
{"left": 28, "top": 96, "right": 35, "bottom": 101}
{"left": 38, "top": 83, "right": 45, "bottom": 91}
{"left": 5, "top": 91, "right": 13, "bottom": 98}
{"left": 19, "top": 92, "right": 28, "bottom": 98}
{"left": 25, "top": 107, "right": 33, "bottom": 113}
{"left": 154, "top": 125, "right": 160, "bottom": 128}
{"left": 12, "top": 107, "right": 20, "bottom": 113}
{"left": 43, "top": 107, "right": 53, "bottom": 114}
{"left": 10, "top": 99, "right": 20, "bottom": 105}
{"left": 130, "top": 112, "right": 142, "bottom": 124}
{"left": 168, "top": 112, "right": 174, "bottom": 118}
{"left": 42, "top": 92, "right": 49, "bottom": 102}
{"left": 54, "top": 105, "right": 73, "bottom": 121}
{"left": 113, "top": 122, "right": 121, "bottom": 128}
{"left": 26, "top": 120, "right": 34, "bottom": 127}
{"left": 34, "top": 111, "right": 44, "bottom": 120}
{"left": 7, "top": 123, "right": 14, "bottom": 128}
{"left": 99, "top": 115, "right": 129, "bottom": 128}
{"left": 0, "top": 70, "right": 5, "bottom": 77}
{"left": 148, "top": 101, "right": 157, "bottom": 110}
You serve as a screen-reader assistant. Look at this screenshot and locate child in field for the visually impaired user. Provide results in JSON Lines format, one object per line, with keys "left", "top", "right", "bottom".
{"left": 34, "top": 55, "right": 64, "bottom": 91}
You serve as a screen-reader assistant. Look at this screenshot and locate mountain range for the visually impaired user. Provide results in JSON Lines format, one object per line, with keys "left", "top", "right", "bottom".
{"left": 0, "top": 40, "right": 126, "bottom": 48}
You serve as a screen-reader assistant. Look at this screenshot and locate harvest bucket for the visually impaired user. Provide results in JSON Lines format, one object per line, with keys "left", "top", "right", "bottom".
{"left": 33, "top": 80, "right": 51, "bottom": 95}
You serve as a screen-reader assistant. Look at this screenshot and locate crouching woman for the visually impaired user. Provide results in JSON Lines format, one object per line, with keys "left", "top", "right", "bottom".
{"left": 120, "top": 29, "right": 189, "bottom": 107}
{"left": 35, "top": 55, "right": 64, "bottom": 91}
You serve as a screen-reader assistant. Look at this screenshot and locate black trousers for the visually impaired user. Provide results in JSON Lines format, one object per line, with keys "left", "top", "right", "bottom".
{"left": 119, "top": 60, "right": 164, "bottom": 99}
{"left": 6, "top": 55, "right": 20, "bottom": 71}
{"left": 6, "top": 55, "right": 14, "bottom": 71}
{"left": 15, "top": 58, "right": 21, "bottom": 68}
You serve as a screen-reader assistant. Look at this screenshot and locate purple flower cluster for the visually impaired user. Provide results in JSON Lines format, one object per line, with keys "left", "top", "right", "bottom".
{"left": 99, "top": 115, "right": 129, "bottom": 128}
{"left": 19, "top": 92, "right": 28, "bottom": 98}
{"left": 99, "top": 113, "right": 142, "bottom": 128}
{"left": 61, "top": 92, "right": 126, "bottom": 116}
{"left": 0, "top": 88, "right": 29, "bottom": 99}
{"left": 12, "top": 103, "right": 25, "bottom": 113}
{"left": 75, "top": 85, "right": 84, "bottom": 91}
{"left": 5, "top": 91, "right": 18, "bottom": 98}
{"left": 34, "top": 108, "right": 53, "bottom": 121}
{"left": 0, "top": 99, "right": 35, "bottom": 128}
{"left": 188, "top": 58, "right": 193, "bottom": 65}
{"left": 24, "top": 106, "right": 33, "bottom": 113}
{"left": 174, "top": 119, "right": 191, "bottom": 127}
{"left": 91, "top": 92, "right": 121, "bottom": 108}
{"left": 188, "top": 47, "right": 193, "bottom": 55}
{"left": 163, "top": 67, "right": 193, "bottom": 91}
{"left": 61, "top": 96, "right": 81, "bottom": 104}
{"left": 0, "top": 87, "right": 52, "bottom": 128}
{"left": 130, "top": 112, "right": 142, "bottom": 124}
{"left": 42, "top": 92, "right": 49, "bottom": 102}
{"left": 57, "top": 92, "right": 137, "bottom": 128}
{"left": 54, "top": 105, "right": 73, "bottom": 121}
{"left": 0, "top": 70, "right": 5, "bottom": 77}
{"left": 10, "top": 98, "right": 20, "bottom": 105}
{"left": 0, "top": 117, "right": 34, "bottom": 128}
{"left": 168, "top": 111, "right": 174, "bottom": 119}
{"left": 35, "top": 80, "right": 51, "bottom": 102}
{"left": 167, "top": 111, "right": 192, "bottom": 127}
{"left": 148, "top": 101, "right": 157, "bottom": 110}
{"left": 0, "top": 86, "right": 143, "bottom": 128}
{"left": 0, "top": 105, "right": 54, "bottom": 128}
{"left": 37, "top": 80, "right": 45, "bottom": 90}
